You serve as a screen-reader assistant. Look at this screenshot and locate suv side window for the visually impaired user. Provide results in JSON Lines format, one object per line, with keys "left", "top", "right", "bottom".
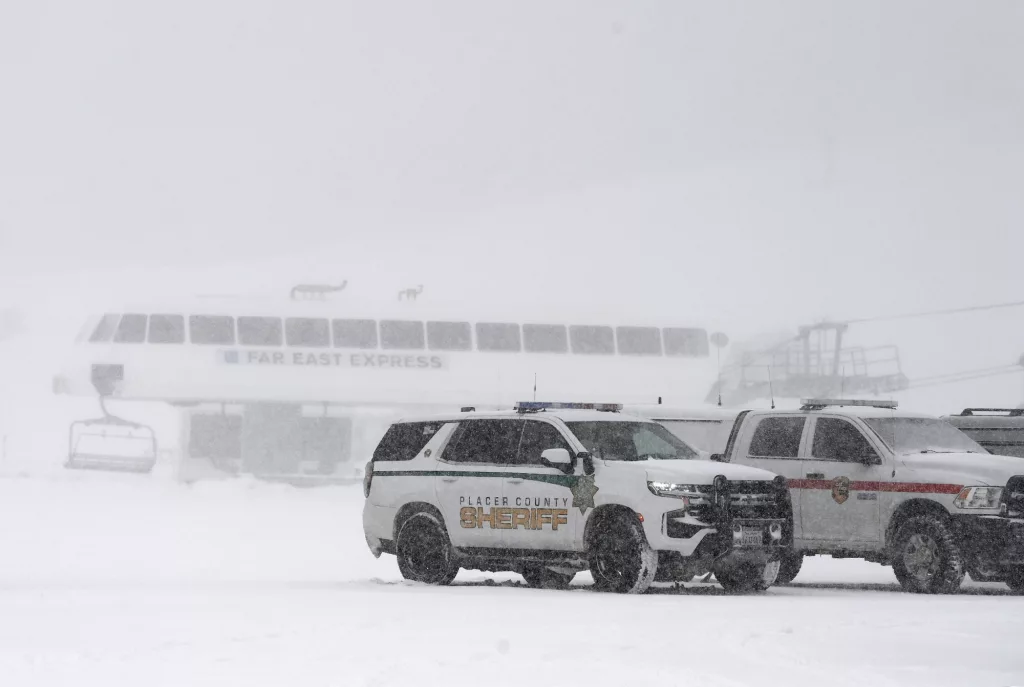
{"left": 444, "top": 420, "right": 523, "bottom": 465}
{"left": 748, "top": 417, "right": 805, "bottom": 458}
{"left": 514, "top": 421, "right": 571, "bottom": 466}
{"left": 372, "top": 422, "right": 445, "bottom": 462}
{"left": 812, "top": 418, "right": 878, "bottom": 462}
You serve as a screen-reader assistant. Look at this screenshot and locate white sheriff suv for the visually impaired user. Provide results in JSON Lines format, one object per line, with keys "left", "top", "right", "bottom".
{"left": 626, "top": 399, "right": 1024, "bottom": 593}
{"left": 362, "top": 402, "right": 792, "bottom": 594}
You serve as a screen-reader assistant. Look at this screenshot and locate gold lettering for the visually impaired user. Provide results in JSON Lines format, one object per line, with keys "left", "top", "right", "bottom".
{"left": 538, "top": 509, "right": 553, "bottom": 529}
{"left": 496, "top": 507, "right": 512, "bottom": 529}
{"left": 553, "top": 509, "right": 568, "bottom": 531}
{"left": 460, "top": 507, "right": 477, "bottom": 529}
{"left": 512, "top": 509, "right": 531, "bottom": 529}
{"left": 478, "top": 507, "right": 497, "bottom": 529}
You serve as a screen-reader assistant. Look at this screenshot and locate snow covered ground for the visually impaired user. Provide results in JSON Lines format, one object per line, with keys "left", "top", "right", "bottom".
{"left": 0, "top": 471, "right": 1022, "bottom": 687}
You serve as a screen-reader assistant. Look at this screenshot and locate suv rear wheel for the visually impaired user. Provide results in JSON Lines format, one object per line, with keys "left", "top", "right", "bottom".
{"left": 396, "top": 511, "right": 458, "bottom": 585}
{"left": 588, "top": 513, "right": 657, "bottom": 594}
{"left": 891, "top": 514, "right": 965, "bottom": 594}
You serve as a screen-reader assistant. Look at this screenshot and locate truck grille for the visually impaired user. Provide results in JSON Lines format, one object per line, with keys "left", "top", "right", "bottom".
{"left": 1004, "top": 476, "right": 1024, "bottom": 518}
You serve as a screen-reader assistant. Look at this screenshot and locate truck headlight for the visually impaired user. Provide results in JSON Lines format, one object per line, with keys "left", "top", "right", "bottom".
{"left": 953, "top": 486, "right": 1003, "bottom": 509}
{"left": 647, "top": 481, "right": 707, "bottom": 502}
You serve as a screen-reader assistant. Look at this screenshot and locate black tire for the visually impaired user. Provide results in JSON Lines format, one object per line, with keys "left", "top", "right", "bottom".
{"left": 715, "top": 559, "right": 781, "bottom": 593}
{"left": 588, "top": 513, "right": 658, "bottom": 594}
{"left": 891, "top": 514, "right": 965, "bottom": 594}
{"left": 396, "top": 511, "right": 458, "bottom": 585}
{"left": 1005, "top": 567, "right": 1024, "bottom": 593}
{"left": 775, "top": 551, "right": 804, "bottom": 586}
{"left": 522, "top": 566, "right": 575, "bottom": 590}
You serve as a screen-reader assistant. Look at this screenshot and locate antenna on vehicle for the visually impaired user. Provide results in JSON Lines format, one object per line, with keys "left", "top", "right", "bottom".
{"left": 768, "top": 366, "right": 776, "bottom": 410}
{"left": 840, "top": 365, "right": 846, "bottom": 397}
{"left": 716, "top": 346, "right": 723, "bottom": 407}
{"left": 533, "top": 373, "right": 537, "bottom": 402}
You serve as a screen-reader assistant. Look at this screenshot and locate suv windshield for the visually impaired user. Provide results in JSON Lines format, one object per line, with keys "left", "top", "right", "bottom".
{"left": 863, "top": 417, "right": 988, "bottom": 455}
{"left": 565, "top": 421, "right": 698, "bottom": 461}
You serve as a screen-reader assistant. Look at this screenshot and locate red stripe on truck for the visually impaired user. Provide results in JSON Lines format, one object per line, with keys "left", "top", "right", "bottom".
{"left": 787, "top": 479, "right": 963, "bottom": 495}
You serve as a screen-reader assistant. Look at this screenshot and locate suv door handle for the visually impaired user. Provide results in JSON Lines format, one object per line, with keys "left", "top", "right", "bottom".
{"left": 806, "top": 473, "right": 825, "bottom": 479}
{"left": 507, "top": 478, "right": 524, "bottom": 484}
{"left": 441, "top": 477, "right": 459, "bottom": 483}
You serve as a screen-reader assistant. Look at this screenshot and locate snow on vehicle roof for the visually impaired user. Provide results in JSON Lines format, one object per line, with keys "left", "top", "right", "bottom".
{"left": 622, "top": 403, "right": 936, "bottom": 421}
{"left": 393, "top": 408, "right": 660, "bottom": 424}
{"left": 745, "top": 405, "right": 935, "bottom": 420}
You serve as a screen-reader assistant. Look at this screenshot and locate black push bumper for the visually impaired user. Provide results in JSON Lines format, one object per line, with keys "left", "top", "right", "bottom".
{"left": 953, "top": 515, "right": 1024, "bottom": 570}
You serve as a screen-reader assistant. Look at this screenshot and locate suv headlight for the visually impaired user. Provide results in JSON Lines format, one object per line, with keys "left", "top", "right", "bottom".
{"left": 647, "top": 481, "right": 708, "bottom": 502}
{"left": 953, "top": 486, "right": 1003, "bottom": 509}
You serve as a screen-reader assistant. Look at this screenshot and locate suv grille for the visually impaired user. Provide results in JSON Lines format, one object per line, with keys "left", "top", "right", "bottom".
{"left": 685, "top": 478, "right": 790, "bottom": 523}
{"left": 727, "top": 479, "right": 790, "bottom": 520}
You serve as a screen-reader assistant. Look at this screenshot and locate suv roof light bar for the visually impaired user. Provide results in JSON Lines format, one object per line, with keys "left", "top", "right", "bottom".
{"left": 514, "top": 401, "right": 623, "bottom": 414}
{"left": 800, "top": 398, "right": 898, "bottom": 411}
{"left": 958, "top": 408, "right": 1024, "bottom": 417}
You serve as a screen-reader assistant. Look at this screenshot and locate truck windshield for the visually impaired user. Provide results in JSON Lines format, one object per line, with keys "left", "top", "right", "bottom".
{"left": 863, "top": 417, "right": 988, "bottom": 455}
{"left": 565, "top": 421, "right": 699, "bottom": 461}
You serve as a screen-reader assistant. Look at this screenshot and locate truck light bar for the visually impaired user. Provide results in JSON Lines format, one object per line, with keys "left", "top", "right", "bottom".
{"left": 800, "top": 398, "right": 898, "bottom": 411}
{"left": 514, "top": 401, "right": 623, "bottom": 413}
{"left": 957, "top": 408, "right": 1024, "bottom": 417}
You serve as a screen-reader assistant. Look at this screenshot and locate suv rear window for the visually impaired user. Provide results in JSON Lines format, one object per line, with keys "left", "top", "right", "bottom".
{"left": 372, "top": 422, "right": 445, "bottom": 462}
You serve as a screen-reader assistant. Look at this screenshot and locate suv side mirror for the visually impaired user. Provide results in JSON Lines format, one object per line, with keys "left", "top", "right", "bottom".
{"left": 541, "top": 448, "right": 573, "bottom": 474}
{"left": 710, "top": 453, "right": 725, "bottom": 462}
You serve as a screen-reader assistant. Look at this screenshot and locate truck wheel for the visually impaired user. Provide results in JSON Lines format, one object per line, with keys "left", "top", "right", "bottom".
{"left": 588, "top": 513, "right": 658, "bottom": 594}
{"left": 715, "top": 559, "right": 781, "bottom": 593}
{"left": 775, "top": 551, "right": 804, "bottom": 585}
{"left": 522, "top": 566, "right": 575, "bottom": 590}
{"left": 1005, "top": 567, "right": 1024, "bottom": 593}
{"left": 396, "top": 511, "right": 458, "bottom": 585}
{"left": 891, "top": 515, "right": 965, "bottom": 594}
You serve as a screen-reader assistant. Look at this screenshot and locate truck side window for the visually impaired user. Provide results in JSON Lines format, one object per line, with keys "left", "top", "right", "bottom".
{"left": 812, "top": 418, "right": 878, "bottom": 462}
{"left": 514, "top": 421, "right": 570, "bottom": 466}
{"left": 749, "top": 417, "right": 805, "bottom": 458}
{"left": 443, "top": 420, "right": 523, "bottom": 465}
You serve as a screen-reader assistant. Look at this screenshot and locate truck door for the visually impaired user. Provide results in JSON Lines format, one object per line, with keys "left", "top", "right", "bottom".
{"left": 435, "top": 419, "right": 523, "bottom": 550}
{"left": 736, "top": 415, "right": 810, "bottom": 539}
{"left": 797, "top": 417, "right": 884, "bottom": 546}
{"left": 502, "top": 419, "right": 577, "bottom": 553}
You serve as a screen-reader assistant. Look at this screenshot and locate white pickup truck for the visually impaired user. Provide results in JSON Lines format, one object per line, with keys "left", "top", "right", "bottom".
{"left": 625, "top": 399, "right": 1024, "bottom": 594}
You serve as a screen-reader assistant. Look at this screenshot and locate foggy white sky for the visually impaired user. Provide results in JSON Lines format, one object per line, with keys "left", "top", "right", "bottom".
{"left": 1, "top": 1, "right": 1023, "bottom": 349}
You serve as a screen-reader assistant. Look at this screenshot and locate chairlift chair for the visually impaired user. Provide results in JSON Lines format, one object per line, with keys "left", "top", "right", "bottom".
{"left": 65, "top": 366, "right": 158, "bottom": 473}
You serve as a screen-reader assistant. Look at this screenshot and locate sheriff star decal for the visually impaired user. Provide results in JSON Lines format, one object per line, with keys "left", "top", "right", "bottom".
{"left": 569, "top": 474, "right": 599, "bottom": 514}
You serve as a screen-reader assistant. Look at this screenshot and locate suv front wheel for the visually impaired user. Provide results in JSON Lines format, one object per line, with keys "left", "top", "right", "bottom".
{"left": 891, "top": 514, "right": 965, "bottom": 594}
{"left": 588, "top": 513, "right": 658, "bottom": 594}
{"left": 396, "top": 511, "right": 458, "bottom": 585}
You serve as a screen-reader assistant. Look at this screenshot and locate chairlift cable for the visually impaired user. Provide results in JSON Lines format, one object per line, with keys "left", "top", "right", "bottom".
{"left": 845, "top": 299, "right": 1024, "bottom": 325}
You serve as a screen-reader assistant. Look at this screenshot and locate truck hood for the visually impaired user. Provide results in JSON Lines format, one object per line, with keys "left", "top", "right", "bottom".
{"left": 642, "top": 460, "right": 779, "bottom": 485}
{"left": 898, "top": 452, "right": 1024, "bottom": 487}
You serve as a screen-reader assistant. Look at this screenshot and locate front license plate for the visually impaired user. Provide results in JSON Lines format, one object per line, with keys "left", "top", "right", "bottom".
{"left": 740, "top": 527, "right": 763, "bottom": 547}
